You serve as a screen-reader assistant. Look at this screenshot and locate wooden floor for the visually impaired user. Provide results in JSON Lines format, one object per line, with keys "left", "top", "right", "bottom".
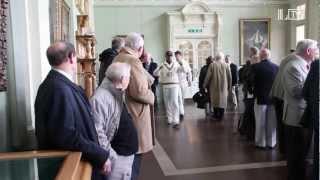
{"left": 138, "top": 102, "right": 311, "bottom": 180}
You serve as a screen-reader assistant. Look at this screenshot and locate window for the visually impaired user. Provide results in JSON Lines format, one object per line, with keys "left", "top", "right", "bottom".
{"left": 296, "top": 4, "right": 306, "bottom": 20}
{"left": 296, "top": 25, "right": 305, "bottom": 44}
{"left": 197, "top": 41, "right": 212, "bottom": 69}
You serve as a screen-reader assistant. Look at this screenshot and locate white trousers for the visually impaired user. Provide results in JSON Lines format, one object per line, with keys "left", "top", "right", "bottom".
{"left": 163, "top": 85, "right": 180, "bottom": 124}
{"left": 178, "top": 85, "right": 186, "bottom": 115}
{"left": 109, "top": 154, "right": 134, "bottom": 180}
{"left": 254, "top": 101, "right": 277, "bottom": 147}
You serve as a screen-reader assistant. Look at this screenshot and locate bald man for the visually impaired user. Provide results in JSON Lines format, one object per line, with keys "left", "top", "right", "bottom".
{"left": 251, "top": 48, "right": 279, "bottom": 148}
{"left": 142, "top": 52, "right": 159, "bottom": 108}
{"left": 35, "top": 41, "right": 111, "bottom": 180}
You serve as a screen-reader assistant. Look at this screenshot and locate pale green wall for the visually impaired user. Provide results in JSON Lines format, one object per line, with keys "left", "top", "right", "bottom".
{"left": 94, "top": 6, "right": 176, "bottom": 64}
{"left": 307, "top": 0, "right": 320, "bottom": 41}
{"left": 94, "top": 5, "right": 288, "bottom": 65}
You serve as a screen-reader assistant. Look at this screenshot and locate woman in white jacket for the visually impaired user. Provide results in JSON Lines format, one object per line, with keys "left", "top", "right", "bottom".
{"left": 154, "top": 50, "right": 185, "bottom": 128}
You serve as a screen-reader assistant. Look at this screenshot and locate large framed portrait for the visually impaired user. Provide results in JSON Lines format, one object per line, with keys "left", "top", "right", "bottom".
{"left": 50, "top": 0, "right": 71, "bottom": 42}
{"left": 239, "top": 18, "right": 270, "bottom": 65}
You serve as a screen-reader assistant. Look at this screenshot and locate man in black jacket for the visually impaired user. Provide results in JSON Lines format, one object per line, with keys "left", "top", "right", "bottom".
{"left": 98, "top": 37, "right": 125, "bottom": 85}
{"left": 225, "top": 55, "right": 239, "bottom": 109}
{"left": 251, "top": 48, "right": 279, "bottom": 149}
{"left": 35, "top": 41, "right": 110, "bottom": 180}
{"left": 199, "top": 56, "right": 213, "bottom": 114}
{"left": 142, "top": 52, "right": 159, "bottom": 107}
{"left": 301, "top": 59, "right": 319, "bottom": 180}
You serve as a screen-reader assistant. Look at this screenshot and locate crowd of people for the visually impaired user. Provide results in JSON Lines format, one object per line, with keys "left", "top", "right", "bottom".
{"left": 33, "top": 31, "right": 319, "bottom": 180}
{"left": 197, "top": 39, "right": 318, "bottom": 180}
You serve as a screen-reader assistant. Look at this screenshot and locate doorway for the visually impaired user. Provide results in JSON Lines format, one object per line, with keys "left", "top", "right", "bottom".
{"left": 175, "top": 38, "right": 213, "bottom": 98}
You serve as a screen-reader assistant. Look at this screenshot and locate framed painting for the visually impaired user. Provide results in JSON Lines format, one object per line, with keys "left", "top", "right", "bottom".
{"left": 61, "top": 1, "right": 70, "bottom": 41}
{"left": 0, "top": 0, "right": 8, "bottom": 91}
{"left": 239, "top": 18, "right": 270, "bottom": 65}
{"left": 50, "top": 0, "right": 71, "bottom": 42}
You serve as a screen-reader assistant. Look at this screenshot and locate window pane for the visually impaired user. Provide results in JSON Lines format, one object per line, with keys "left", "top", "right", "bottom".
{"left": 296, "top": 25, "right": 305, "bottom": 44}
{"left": 297, "top": 4, "right": 305, "bottom": 20}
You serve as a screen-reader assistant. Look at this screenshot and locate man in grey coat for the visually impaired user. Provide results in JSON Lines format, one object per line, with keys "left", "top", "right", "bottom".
{"left": 270, "top": 51, "right": 296, "bottom": 154}
{"left": 281, "top": 39, "right": 319, "bottom": 180}
{"left": 91, "top": 62, "right": 138, "bottom": 180}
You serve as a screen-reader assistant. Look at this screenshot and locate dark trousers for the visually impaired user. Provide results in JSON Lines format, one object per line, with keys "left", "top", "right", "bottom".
{"left": 213, "top": 107, "right": 225, "bottom": 119}
{"left": 152, "top": 87, "right": 158, "bottom": 110}
{"left": 131, "top": 154, "right": 142, "bottom": 180}
{"left": 285, "top": 125, "right": 311, "bottom": 180}
{"left": 273, "top": 98, "right": 285, "bottom": 154}
{"left": 314, "top": 129, "right": 319, "bottom": 180}
{"left": 242, "top": 98, "right": 255, "bottom": 141}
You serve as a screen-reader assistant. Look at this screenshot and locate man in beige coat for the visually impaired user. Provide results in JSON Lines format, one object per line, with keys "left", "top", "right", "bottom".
{"left": 113, "top": 32, "right": 154, "bottom": 180}
{"left": 203, "top": 52, "right": 232, "bottom": 120}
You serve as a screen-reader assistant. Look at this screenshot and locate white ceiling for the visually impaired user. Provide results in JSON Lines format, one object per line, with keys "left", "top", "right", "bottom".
{"left": 94, "top": 0, "right": 290, "bottom": 6}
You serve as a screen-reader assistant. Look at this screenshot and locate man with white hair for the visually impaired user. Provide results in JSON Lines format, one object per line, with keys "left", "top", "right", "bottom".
{"left": 250, "top": 48, "right": 278, "bottom": 149}
{"left": 281, "top": 39, "right": 319, "bottom": 180}
{"left": 203, "top": 52, "right": 232, "bottom": 120}
{"left": 113, "top": 32, "right": 154, "bottom": 180}
{"left": 270, "top": 48, "right": 299, "bottom": 155}
{"left": 91, "top": 62, "right": 138, "bottom": 180}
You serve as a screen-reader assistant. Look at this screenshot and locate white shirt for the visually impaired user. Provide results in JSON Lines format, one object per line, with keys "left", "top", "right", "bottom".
{"left": 53, "top": 68, "right": 74, "bottom": 82}
{"left": 154, "top": 61, "right": 183, "bottom": 87}
{"left": 177, "top": 59, "right": 192, "bottom": 87}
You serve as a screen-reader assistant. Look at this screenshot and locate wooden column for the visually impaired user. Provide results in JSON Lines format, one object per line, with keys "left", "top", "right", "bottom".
{"left": 75, "top": 15, "right": 97, "bottom": 98}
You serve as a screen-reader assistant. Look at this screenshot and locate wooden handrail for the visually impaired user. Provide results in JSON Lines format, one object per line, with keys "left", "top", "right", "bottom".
{"left": 75, "top": 161, "right": 93, "bottom": 180}
{"left": 0, "top": 150, "right": 70, "bottom": 160}
{"left": 0, "top": 150, "right": 92, "bottom": 180}
{"left": 55, "top": 152, "right": 82, "bottom": 180}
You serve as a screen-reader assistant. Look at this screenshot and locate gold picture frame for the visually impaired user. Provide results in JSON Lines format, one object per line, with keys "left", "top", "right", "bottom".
{"left": 239, "top": 18, "right": 271, "bottom": 65}
{"left": 50, "top": 0, "right": 71, "bottom": 42}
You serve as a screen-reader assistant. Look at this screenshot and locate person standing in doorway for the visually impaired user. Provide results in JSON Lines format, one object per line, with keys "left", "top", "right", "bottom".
{"left": 175, "top": 50, "right": 192, "bottom": 121}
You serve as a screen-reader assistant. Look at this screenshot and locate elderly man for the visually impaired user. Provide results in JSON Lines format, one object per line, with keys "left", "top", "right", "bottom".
{"left": 175, "top": 50, "right": 192, "bottom": 120}
{"left": 98, "top": 37, "right": 125, "bottom": 85}
{"left": 281, "top": 39, "right": 319, "bottom": 180}
{"left": 225, "top": 55, "right": 238, "bottom": 110}
{"left": 270, "top": 50, "right": 297, "bottom": 154}
{"left": 91, "top": 62, "right": 138, "bottom": 180}
{"left": 113, "top": 32, "right": 154, "bottom": 180}
{"left": 142, "top": 52, "right": 159, "bottom": 108}
{"left": 203, "top": 52, "right": 232, "bottom": 120}
{"left": 154, "top": 50, "right": 185, "bottom": 128}
{"left": 251, "top": 48, "right": 278, "bottom": 149}
{"left": 35, "top": 41, "right": 110, "bottom": 180}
